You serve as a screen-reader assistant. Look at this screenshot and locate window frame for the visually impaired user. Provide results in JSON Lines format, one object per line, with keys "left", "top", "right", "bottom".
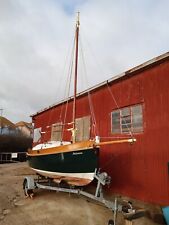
{"left": 33, "top": 127, "right": 42, "bottom": 143}
{"left": 111, "top": 104, "right": 143, "bottom": 134}
{"left": 51, "top": 122, "right": 63, "bottom": 141}
{"left": 75, "top": 115, "right": 91, "bottom": 142}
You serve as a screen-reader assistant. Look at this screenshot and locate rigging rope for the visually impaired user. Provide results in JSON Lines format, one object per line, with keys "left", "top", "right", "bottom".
{"left": 61, "top": 37, "right": 75, "bottom": 141}
{"left": 40, "top": 32, "right": 75, "bottom": 143}
{"left": 79, "top": 36, "right": 99, "bottom": 137}
{"left": 80, "top": 27, "right": 134, "bottom": 140}
{"left": 40, "top": 24, "right": 134, "bottom": 144}
{"left": 59, "top": 35, "right": 76, "bottom": 123}
{"left": 106, "top": 81, "right": 133, "bottom": 139}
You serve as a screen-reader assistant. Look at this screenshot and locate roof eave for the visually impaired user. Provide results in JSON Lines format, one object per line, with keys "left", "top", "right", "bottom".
{"left": 31, "top": 51, "right": 169, "bottom": 118}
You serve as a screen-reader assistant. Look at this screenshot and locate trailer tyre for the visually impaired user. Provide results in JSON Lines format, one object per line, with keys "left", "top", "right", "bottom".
{"left": 108, "top": 219, "right": 114, "bottom": 225}
{"left": 23, "top": 178, "right": 34, "bottom": 198}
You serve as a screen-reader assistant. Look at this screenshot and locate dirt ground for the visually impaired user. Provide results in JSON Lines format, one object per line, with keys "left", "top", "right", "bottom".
{"left": 0, "top": 163, "right": 166, "bottom": 225}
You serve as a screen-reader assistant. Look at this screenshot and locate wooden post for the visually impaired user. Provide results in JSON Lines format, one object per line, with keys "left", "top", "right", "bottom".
{"left": 125, "top": 220, "right": 133, "bottom": 225}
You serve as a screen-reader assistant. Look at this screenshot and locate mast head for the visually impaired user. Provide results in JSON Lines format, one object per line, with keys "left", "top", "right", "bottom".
{"left": 76, "top": 11, "right": 80, "bottom": 28}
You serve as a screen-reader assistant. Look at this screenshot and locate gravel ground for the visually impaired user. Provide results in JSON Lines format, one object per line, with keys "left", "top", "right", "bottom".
{"left": 0, "top": 162, "right": 114, "bottom": 225}
{"left": 0, "top": 162, "right": 165, "bottom": 225}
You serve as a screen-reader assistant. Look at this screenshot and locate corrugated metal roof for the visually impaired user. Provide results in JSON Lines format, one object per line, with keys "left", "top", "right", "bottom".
{"left": 31, "top": 51, "right": 169, "bottom": 117}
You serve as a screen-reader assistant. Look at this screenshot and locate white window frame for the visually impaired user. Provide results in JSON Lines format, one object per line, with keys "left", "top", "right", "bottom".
{"left": 33, "top": 127, "right": 42, "bottom": 143}
{"left": 111, "top": 104, "right": 143, "bottom": 134}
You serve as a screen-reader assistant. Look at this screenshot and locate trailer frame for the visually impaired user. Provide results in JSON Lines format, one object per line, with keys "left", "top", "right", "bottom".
{"left": 23, "top": 171, "right": 136, "bottom": 225}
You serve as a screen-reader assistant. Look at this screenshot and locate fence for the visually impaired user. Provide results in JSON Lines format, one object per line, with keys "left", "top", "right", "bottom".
{"left": 0, "top": 152, "right": 27, "bottom": 163}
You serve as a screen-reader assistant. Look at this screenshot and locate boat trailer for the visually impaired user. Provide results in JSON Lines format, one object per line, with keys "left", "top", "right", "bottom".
{"left": 23, "top": 171, "right": 138, "bottom": 225}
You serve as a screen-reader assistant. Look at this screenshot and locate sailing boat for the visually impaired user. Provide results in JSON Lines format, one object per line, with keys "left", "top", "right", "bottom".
{"left": 27, "top": 13, "right": 135, "bottom": 186}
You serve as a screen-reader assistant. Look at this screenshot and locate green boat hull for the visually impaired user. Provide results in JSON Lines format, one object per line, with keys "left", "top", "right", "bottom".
{"left": 27, "top": 148, "right": 99, "bottom": 185}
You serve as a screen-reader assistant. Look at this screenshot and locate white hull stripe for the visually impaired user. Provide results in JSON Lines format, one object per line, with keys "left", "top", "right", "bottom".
{"left": 31, "top": 167, "right": 95, "bottom": 180}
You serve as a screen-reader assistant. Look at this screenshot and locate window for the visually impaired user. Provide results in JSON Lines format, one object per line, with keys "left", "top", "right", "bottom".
{"left": 111, "top": 110, "right": 120, "bottom": 133}
{"left": 51, "top": 122, "right": 62, "bottom": 141}
{"left": 121, "top": 107, "right": 131, "bottom": 133}
{"left": 131, "top": 105, "right": 143, "bottom": 132}
{"left": 111, "top": 104, "right": 143, "bottom": 134}
{"left": 75, "top": 116, "right": 91, "bottom": 141}
{"left": 33, "top": 127, "right": 41, "bottom": 142}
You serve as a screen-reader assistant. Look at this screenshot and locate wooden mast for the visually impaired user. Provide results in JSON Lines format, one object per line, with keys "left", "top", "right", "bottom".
{"left": 72, "top": 12, "right": 80, "bottom": 143}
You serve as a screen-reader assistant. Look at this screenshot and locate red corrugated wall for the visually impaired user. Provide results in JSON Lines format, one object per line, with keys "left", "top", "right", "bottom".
{"left": 32, "top": 59, "right": 169, "bottom": 205}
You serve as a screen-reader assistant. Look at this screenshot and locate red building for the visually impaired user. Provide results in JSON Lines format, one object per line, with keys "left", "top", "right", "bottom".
{"left": 31, "top": 52, "right": 169, "bottom": 205}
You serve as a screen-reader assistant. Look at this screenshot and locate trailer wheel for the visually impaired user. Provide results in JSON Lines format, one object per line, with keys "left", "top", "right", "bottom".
{"left": 23, "top": 178, "right": 34, "bottom": 198}
{"left": 108, "top": 219, "right": 114, "bottom": 225}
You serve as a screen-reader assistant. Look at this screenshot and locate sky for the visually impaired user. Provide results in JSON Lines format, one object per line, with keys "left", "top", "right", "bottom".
{"left": 0, "top": 0, "right": 169, "bottom": 123}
